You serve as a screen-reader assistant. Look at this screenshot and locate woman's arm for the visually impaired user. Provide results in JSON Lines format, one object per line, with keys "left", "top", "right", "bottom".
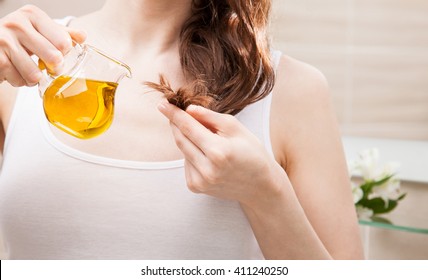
{"left": 244, "top": 55, "right": 364, "bottom": 259}
{"left": 157, "top": 55, "right": 363, "bottom": 259}
{"left": 0, "top": 5, "right": 86, "bottom": 155}
{"left": 0, "top": 82, "right": 18, "bottom": 155}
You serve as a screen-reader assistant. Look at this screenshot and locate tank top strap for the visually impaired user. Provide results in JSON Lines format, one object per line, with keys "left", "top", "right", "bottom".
{"left": 235, "top": 50, "right": 282, "bottom": 158}
{"left": 271, "top": 50, "right": 282, "bottom": 72}
{"left": 55, "top": 16, "right": 75, "bottom": 26}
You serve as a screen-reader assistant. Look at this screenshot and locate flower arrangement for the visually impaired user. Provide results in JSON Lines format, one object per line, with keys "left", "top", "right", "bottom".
{"left": 348, "top": 148, "right": 406, "bottom": 220}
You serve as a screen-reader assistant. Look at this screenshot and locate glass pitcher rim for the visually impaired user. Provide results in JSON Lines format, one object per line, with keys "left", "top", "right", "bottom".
{"left": 79, "top": 43, "right": 133, "bottom": 79}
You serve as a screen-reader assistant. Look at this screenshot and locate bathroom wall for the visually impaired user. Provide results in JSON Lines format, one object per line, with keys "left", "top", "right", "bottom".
{"left": 270, "top": 0, "right": 428, "bottom": 141}
{"left": 0, "top": 0, "right": 103, "bottom": 18}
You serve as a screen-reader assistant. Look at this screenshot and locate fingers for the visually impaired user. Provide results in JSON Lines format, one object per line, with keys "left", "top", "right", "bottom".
{"left": 184, "top": 160, "right": 221, "bottom": 196}
{"left": 18, "top": 25, "right": 65, "bottom": 73}
{"left": 8, "top": 42, "right": 42, "bottom": 85}
{"left": 184, "top": 160, "right": 202, "bottom": 194}
{"left": 186, "top": 105, "right": 238, "bottom": 136}
{"left": 170, "top": 123, "right": 207, "bottom": 167}
{"left": 3, "top": 58, "right": 26, "bottom": 87}
{"left": 65, "top": 27, "right": 87, "bottom": 44}
{"left": 22, "top": 5, "right": 73, "bottom": 55}
{"left": 158, "top": 102, "right": 242, "bottom": 168}
{"left": 170, "top": 117, "right": 215, "bottom": 195}
{"left": 0, "top": 5, "right": 87, "bottom": 87}
{"left": 158, "top": 101, "right": 217, "bottom": 153}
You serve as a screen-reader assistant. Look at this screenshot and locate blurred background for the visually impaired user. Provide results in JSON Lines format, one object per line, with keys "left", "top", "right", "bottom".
{"left": 270, "top": 0, "right": 428, "bottom": 141}
{"left": 1, "top": 0, "right": 427, "bottom": 259}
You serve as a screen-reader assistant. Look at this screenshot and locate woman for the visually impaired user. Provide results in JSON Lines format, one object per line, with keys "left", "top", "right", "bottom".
{"left": 0, "top": 0, "right": 363, "bottom": 259}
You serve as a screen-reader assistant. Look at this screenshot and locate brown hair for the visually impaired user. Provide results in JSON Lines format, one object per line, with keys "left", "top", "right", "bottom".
{"left": 145, "top": 0, "right": 275, "bottom": 115}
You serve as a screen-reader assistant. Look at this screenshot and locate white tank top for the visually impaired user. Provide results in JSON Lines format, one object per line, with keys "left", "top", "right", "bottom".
{"left": 0, "top": 19, "right": 282, "bottom": 259}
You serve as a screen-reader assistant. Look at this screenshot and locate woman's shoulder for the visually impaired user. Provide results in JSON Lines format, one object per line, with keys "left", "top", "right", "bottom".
{"left": 273, "top": 54, "right": 330, "bottom": 104}
{"left": 270, "top": 54, "right": 336, "bottom": 168}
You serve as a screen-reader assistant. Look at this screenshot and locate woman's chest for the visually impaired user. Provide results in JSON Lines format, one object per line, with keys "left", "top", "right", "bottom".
{"left": 51, "top": 80, "right": 184, "bottom": 162}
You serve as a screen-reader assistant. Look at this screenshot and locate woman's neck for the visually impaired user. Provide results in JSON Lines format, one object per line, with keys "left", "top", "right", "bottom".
{"left": 96, "top": 0, "right": 192, "bottom": 53}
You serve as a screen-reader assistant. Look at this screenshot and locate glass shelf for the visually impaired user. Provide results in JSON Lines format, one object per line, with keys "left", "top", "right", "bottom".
{"left": 355, "top": 180, "right": 428, "bottom": 235}
{"left": 359, "top": 218, "right": 428, "bottom": 235}
{"left": 358, "top": 205, "right": 428, "bottom": 234}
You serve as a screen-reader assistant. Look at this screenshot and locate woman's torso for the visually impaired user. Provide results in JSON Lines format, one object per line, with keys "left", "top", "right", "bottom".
{"left": 0, "top": 16, "right": 282, "bottom": 260}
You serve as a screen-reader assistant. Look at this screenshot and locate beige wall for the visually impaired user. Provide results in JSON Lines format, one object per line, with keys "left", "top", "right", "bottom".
{"left": 0, "top": 0, "right": 104, "bottom": 18}
{"left": 271, "top": 0, "right": 428, "bottom": 141}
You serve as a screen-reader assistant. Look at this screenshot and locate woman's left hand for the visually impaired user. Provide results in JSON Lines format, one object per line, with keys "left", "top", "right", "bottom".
{"left": 158, "top": 102, "right": 286, "bottom": 207}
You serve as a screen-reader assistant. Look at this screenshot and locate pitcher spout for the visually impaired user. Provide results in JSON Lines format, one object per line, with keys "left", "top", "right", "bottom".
{"left": 121, "top": 63, "right": 133, "bottom": 80}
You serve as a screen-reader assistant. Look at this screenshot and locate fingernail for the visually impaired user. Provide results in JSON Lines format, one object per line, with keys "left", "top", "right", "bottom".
{"left": 157, "top": 101, "right": 168, "bottom": 112}
{"left": 79, "top": 30, "right": 88, "bottom": 41}
{"left": 65, "top": 36, "right": 73, "bottom": 47}
{"left": 187, "top": 104, "right": 202, "bottom": 112}
{"left": 28, "top": 70, "right": 43, "bottom": 84}
{"left": 46, "top": 51, "right": 64, "bottom": 75}
{"left": 51, "top": 64, "right": 64, "bottom": 76}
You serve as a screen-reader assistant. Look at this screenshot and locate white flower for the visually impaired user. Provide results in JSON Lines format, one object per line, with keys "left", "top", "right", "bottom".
{"left": 352, "top": 148, "right": 400, "bottom": 182}
{"left": 356, "top": 205, "right": 374, "bottom": 220}
{"left": 371, "top": 177, "right": 402, "bottom": 206}
{"left": 351, "top": 182, "right": 363, "bottom": 203}
{"left": 350, "top": 147, "right": 404, "bottom": 217}
{"left": 355, "top": 148, "right": 382, "bottom": 181}
{"left": 381, "top": 161, "right": 400, "bottom": 178}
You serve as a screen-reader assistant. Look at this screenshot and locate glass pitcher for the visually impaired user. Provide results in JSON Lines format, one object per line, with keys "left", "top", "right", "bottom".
{"left": 38, "top": 43, "right": 132, "bottom": 140}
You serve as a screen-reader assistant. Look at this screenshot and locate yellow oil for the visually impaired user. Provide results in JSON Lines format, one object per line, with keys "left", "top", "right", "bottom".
{"left": 43, "top": 76, "right": 118, "bottom": 139}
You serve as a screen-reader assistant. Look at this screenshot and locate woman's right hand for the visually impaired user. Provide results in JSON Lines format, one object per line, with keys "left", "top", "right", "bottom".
{"left": 0, "top": 5, "right": 86, "bottom": 87}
